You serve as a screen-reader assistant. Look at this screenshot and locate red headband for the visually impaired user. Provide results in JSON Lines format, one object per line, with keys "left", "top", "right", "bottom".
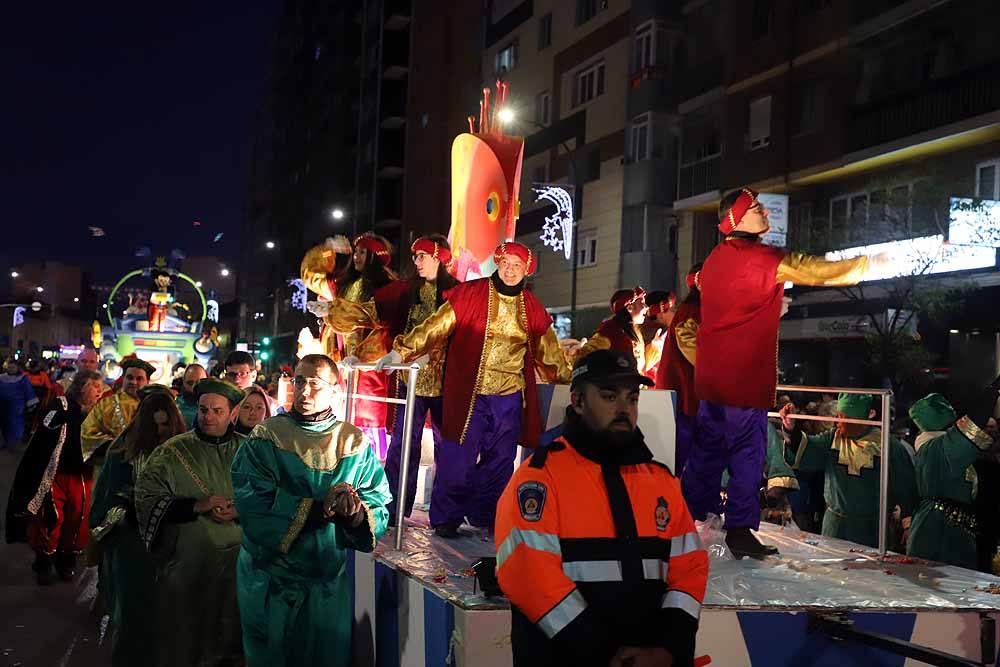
{"left": 718, "top": 187, "right": 759, "bottom": 235}
{"left": 646, "top": 292, "right": 675, "bottom": 316}
{"left": 686, "top": 270, "right": 699, "bottom": 290}
{"left": 411, "top": 237, "right": 452, "bottom": 268}
{"left": 493, "top": 242, "right": 537, "bottom": 275}
{"left": 354, "top": 234, "right": 392, "bottom": 266}
{"left": 610, "top": 286, "right": 646, "bottom": 313}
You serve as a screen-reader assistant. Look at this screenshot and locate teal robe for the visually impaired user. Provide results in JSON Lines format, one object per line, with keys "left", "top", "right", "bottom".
{"left": 176, "top": 395, "right": 198, "bottom": 430}
{"left": 231, "top": 413, "right": 390, "bottom": 667}
{"left": 89, "top": 448, "right": 158, "bottom": 667}
{"left": 787, "top": 427, "right": 917, "bottom": 548}
{"left": 906, "top": 422, "right": 989, "bottom": 568}
{"left": 135, "top": 428, "right": 245, "bottom": 667}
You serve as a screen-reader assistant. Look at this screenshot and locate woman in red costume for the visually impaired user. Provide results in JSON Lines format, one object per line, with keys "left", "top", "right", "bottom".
{"left": 577, "top": 286, "right": 664, "bottom": 379}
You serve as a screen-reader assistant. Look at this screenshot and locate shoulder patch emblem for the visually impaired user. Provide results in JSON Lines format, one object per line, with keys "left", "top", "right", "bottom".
{"left": 655, "top": 496, "right": 670, "bottom": 532}
{"left": 517, "top": 481, "right": 547, "bottom": 522}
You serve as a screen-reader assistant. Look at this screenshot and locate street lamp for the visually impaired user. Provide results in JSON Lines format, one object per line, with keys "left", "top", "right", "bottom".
{"left": 220, "top": 268, "right": 230, "bottom": 277}
{"left": 36, "top": 286, "right": 44, "bottom": 293}
{"left": 265, "top": 241, "right": 276, "bottom": 249}
{"left": 497, "top": 107, "right": 515, "bottom": 125}
{"left": 10, "top": 271, "right": 19, "bottom": 278}
{"left": 330, "top": 208, "right": 346, "bottom": 221}
{"left": 73, "top": 297, "right": 80, "bottom": 303}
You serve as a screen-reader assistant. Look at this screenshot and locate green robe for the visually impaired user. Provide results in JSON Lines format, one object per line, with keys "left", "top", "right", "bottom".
{"left": 176, "top": 395, "right": 198, "bottom": 430}
{"left": 135, "top": 428, "right": 245, "bottom": 667}
{"left": 787, "top": 427, "right": 917, "bottom": 548}
{"left": 906, "top": 425, "right": 987, "bottom": 569}
{"left": 231, "top": 413, "right": 391, "bottom": 667}
{"left": 89, "top": 448, "right": 158, "bottom": 667}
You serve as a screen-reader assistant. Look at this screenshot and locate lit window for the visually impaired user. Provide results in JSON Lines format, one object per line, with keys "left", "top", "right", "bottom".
{"left": 577, "top": 231, "right": 598, "bottom": 267}
{"left": 630, "top": 114, "right": 650, "bottom": 161}
{"left": 495, "top": 40, "right": 519, "bottom": 74}
{"left": 575, "top": 61, "right": 606, "bottom": 106}
{"left": 975, "top": 159, "right": 1000, "bottom": 200}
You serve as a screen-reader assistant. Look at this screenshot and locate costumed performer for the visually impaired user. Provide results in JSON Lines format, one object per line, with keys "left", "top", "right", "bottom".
{"left": 576, "top": 286, "right": 665, "bottom": 380}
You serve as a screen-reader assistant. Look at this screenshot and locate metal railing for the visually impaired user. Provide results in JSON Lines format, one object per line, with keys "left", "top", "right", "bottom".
{"left": 767, "top": 384, "right": 893, "bottom": 555}
{"left": 342, "top": 361, "right": 421, "bottom": 550}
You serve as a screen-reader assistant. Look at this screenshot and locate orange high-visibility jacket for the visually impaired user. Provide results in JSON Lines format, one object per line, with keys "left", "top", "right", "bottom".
{"left": 496, "top": 431, "right": 709, "bottom": 667}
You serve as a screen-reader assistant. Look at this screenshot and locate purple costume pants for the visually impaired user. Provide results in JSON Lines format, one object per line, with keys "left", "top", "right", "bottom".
{"left": 384, "top": 384, "right": 444, "bottom": 520}
{"left": 430, "top": 392, "right": 522, "bottom": 529}
{"left": 674, "top": 411, "right": 698, "bottom": 476}
{"left": 681, "top": 400, "right": 767, "bottom": 530}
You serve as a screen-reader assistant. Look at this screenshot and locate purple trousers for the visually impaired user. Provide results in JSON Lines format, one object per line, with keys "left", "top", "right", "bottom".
{"left": 681, "top": 400, "right": 767, "bottom": 530}
{"left": 384, "top": 385, "right": 444, "bottom": 520}
{"left": 674, "top": 411, "right": 697, "bottom": 476}
{"left": 431, "top": 392, "right": 522, "bottom": 529}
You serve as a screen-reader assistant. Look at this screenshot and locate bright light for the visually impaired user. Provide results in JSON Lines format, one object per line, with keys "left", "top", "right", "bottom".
{"left": 102, "top": 303, "right": 108, "bottom": 309}
{"left": 36, "top": 286, "right": 44, "bottom": 293}
{"left": 220, "top": 268, "right": 230, "bottom": 277}
{"left": 73, "top": 297, "right": 80, "bottom": 303}
{"left": 195, "top": 281, "right": 203, "bottom": 288}
{"left": 826, "top": 235, "right": 996, "bottom": 282}
{"left": 260, "top": 351, "right": 270, "bottom": 361}
{"left": 331, "top": 208, "right": 345, "bottom": 221}
{"left": 265, "top": 241, "right": 276, "bottom": 249}
{"left": 10, "top": 271, "right": 18, "bottom": 278}
{"left": 949, "top": 329, "right": 959, "bottom": 334}
{"left": 262, "top": 336, "right": 271, "bottom": 346}
{"left": 497, "top": 107, "right": 515, "bottom": 125}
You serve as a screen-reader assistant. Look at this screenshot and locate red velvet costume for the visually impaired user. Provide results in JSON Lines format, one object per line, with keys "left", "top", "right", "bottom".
{"left": 695, "top": 239, "right": 787, "bottom": 409}
{"left": 440, "top": 276, "right": 554, "bottom": 448}
{"left": 658, "top": 298, "right": 701, "bottom": 417}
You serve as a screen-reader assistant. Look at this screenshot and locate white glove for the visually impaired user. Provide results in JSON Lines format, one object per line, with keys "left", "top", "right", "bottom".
{"left": 326, "top": 235, "right": 352, "bottom": 255}
{"left": 375, "top": 350, "right": 403, "bottom": 372}
{"left": 780, "top": 296, "right": 793, "bottom": 318}
{"left": 339, "top": 355, "right": 360, "bottom": 371}
{"left": 307, "top": 301, "right": 330, "bottom": 318}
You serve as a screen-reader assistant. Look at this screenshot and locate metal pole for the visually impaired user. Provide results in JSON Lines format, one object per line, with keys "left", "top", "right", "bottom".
{"left": 342, "top": 367, "right": 356, "bottom": 425}
{"left": 394, "top": 363, "right": 421, "bottom": 550}
{"left": 878, "top": 391, "right": 893, "bottom": 556}
{"left": 569, "top": 160, "right": 581, "bottom": 338}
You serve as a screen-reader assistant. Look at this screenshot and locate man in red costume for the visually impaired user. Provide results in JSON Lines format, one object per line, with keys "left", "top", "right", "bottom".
{"left": 657, "top": 266, "right": 701, "bottom": 476}
{"left": 683, "top": 187, "right": 883, "bottom": 558}
{"left": 577, "top": 287, "right": 664, "bottom": 379}
{"left": 378, "top": 241, "right": 573, "bottom": 537}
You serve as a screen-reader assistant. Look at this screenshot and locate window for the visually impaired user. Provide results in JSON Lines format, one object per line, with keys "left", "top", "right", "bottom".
{"left": 576, "top": 0, "right": 607, "bottom": 26}
{"left": 792, "top": 82, "right": 823, "bottom": 135}
{"left": 584, "top": 148, "right": 601, "bottom": 182}
{"left": 577, "top": 231, "right": 598, "bottom": 267}
{"left": 976, "top": 159, "right": 1000, "bottom": 200}
{"left": 535, "top": 91, "right": 551, "bottom": 126}
{"left": 538, "top": 12, "right": 552, "bottom": 50}
{"left": 532, "top": 163, "right": 548, "bottom": 184}
{"left": 747, "top": 96, "right": 772, "bottom": 150}
{"left": 751, "top": 0, "right": 773, "bottom": 39}
{"left": 575, "top": 61, "right": 606, "bottom": 106}
{"left": 830, "top": 183, "right": 917, "bottom": 246}
{"left": 634, "top": 25, "right": 654, "bottom": 72}
{"left": 630, "top": 114, "right": 650, "bottom": 161}
{"left": 495, "top": 40, "right": 518, "bottom": 74}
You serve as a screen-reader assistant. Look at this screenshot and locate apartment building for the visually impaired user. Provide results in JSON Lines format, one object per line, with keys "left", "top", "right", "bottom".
{"left": 671, "top": 0, "right": 1000, "bottom": 389}
{"left": 484, "top": 0, "right": 683, "bottom": 336}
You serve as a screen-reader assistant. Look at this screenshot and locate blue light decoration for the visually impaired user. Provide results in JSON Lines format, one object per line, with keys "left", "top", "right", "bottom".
{"left": 288, "top": 278, "right": 308, "bottom": 313}
{"left": 12, "top": 306, "right": 25, "bottom": 328}
{"left": 533, "top": 185, "right": 574, "bottom": 260}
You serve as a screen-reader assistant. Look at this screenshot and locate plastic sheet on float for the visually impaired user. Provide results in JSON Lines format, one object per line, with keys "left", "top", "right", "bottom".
{"left": 374, "top": 514, "right": 1000, "bottom": 613}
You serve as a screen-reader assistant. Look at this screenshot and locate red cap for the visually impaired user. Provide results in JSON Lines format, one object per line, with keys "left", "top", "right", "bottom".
{"left": 493, "top": 242, "right": 537, "bottom": 275}
{"left": 411, "top": 237, "right": 453, "bottom": 269}
{"left": 354, "top": 233, "right": 393, "bottom": 266}
{"left": 718, "top": 187, "right": 759, "bottom": 235}
{"left": 610, "top": 286, "right": 646, "bottom": 313}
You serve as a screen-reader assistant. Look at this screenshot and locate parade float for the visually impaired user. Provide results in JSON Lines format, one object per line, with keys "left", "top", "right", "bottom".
{"left": 99, "top": 249, "right": 219, "bottom": 381}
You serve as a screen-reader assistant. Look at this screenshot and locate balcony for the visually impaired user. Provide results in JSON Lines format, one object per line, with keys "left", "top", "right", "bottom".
{"left": 848, "top": 61, "right": 1000, "bottom": 153}
{"left": 677, "top": 154, "right": 721, "bottom": 201}
{"left": 675, "top": 58, "right": 724, "bottom": 107}
{"left": 380, "top": 79, "right": 407, "bottom": 129}
{"left": 384, "top": 0, "right": 411, "bottom": 31}
{"left": 377, "top": 128, "right": 406, "bottom": 179}
{"left": 382, "top": 31, "right": 409, "bottom": 80}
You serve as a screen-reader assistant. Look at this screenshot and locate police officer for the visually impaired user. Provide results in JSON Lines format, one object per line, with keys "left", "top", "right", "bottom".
{"left": 495, "top": 349, "right": 709, "bottom": 667}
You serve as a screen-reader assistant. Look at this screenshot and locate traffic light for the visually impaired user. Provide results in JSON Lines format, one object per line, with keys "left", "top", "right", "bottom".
{"left": 260, "top": 351, "right": 270, "bottom": 361}
{"left": 262, "top": 336, "right": 271, "bottom": 346}
{"left": 260, "top": 336, "right": 272, "bottom": 363}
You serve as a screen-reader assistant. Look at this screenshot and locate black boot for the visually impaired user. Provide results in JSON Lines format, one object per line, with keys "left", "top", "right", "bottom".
{"left": 726, "top": 528, "right": 779, "bottom": 559}
{"left": 434, "top": 523, "right": 461, "bottom": 539}
{"left": 55, "top": 551, "right": 78, "bottom": 581}
{"left": 32, "top": 554, "right": 54, "bottom": 586}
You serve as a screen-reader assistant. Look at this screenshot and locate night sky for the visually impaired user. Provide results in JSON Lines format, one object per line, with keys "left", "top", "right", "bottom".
{"left": 1, "top": 2, "right": 279, "bottom": 280}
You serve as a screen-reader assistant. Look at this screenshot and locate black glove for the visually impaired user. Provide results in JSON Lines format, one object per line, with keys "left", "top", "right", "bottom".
{"left": 968, "top": 378, "right": 1000, "bottom": 430}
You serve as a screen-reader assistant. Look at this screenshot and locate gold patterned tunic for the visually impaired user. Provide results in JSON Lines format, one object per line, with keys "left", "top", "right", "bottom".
{"left": 80, "top": 391, "right": 139, "bottom": 463}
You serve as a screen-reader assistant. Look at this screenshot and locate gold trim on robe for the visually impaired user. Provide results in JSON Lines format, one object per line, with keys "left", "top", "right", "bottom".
{"left": 279, "top": 497, "right": 314, "bottom": 554}
{"left": 775, "top": 253, "right": 870, "bottom": 286}
{"left": 81, "top": 391, "right": 139, "bottom": 463}
{"left": 675, "top": 318, "right": 699, "bottom": 366}
{"left": 250, "top": 416, "right": 367, "bottom": 472}
{"left": 955, "top": 415, "right": 993, "bottom": 451}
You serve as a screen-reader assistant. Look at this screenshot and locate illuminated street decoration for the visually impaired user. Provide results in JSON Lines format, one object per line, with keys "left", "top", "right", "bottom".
{"left": 206, "top": 299, "right": 219, "bottom": 323}
{"left": 13, "top": 306, "right": 25, "bottom": 328}
{"left": 533, "top": 184, "right": 574, "bottom": 260}
{"left": 288, "top": 278, "right": 308, "bottom": 313}
{"left": 948, "top": 197, "right": 1000, "bottom": 247}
